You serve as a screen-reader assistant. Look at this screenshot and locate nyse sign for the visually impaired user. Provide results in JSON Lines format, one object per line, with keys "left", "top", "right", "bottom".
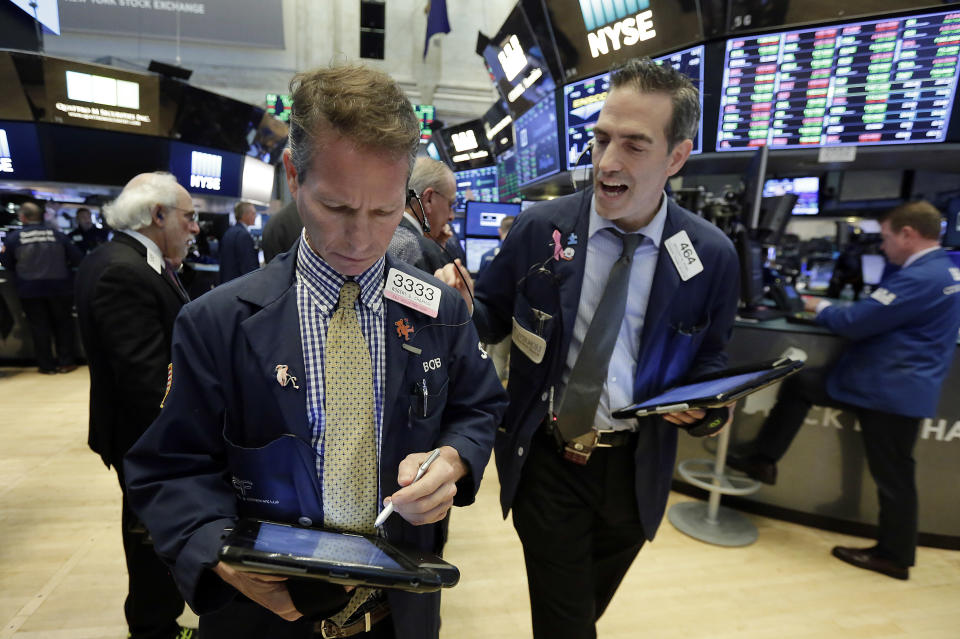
{"left": 190, "top": 150, "right": 222, "bottom": 191}
{"left": 451, "top": 130, "right": 479, "bottom": 153}
{"left": 587, "top": 10, "right": 657, "bottom": 59}
{"left": 0, "top": 130, "right": 13, "bottom": 173}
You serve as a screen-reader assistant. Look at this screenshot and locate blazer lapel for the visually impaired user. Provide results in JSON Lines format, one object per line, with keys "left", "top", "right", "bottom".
{"left": 638, "top": 203, "right": 684, "bottom": 362}
{"left": 554, "top": 189, "right": 593, "bottom": 359}
{"left": 238, "top": 263, "right": 312, "bottom": 441}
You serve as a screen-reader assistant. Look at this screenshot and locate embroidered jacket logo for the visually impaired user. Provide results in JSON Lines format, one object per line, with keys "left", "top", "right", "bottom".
{"left": 0, "top": 130, "right": 13, "bottom": 173}
{"left": 579, "top": 0, "right": 657, "bottom": 59}
{"left": 190, "top": 151, "right": 222, "bottom": 191}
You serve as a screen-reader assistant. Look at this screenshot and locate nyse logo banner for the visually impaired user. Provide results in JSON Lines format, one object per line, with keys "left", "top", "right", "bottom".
{"left": 190, "top": 151, "right": 222, "bottom": 191}
{"left": 0, "top": 130, "right": 13, "bottom": 174}
{"left": 580, "top": 0, "right": 657, "bottom": 59}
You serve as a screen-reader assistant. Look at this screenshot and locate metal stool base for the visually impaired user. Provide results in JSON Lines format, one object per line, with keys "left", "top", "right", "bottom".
{"left": 668, "top": 501, "right": 758, "bottom": 547}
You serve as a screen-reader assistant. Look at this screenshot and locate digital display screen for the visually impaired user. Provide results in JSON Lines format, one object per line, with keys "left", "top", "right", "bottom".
{"left": 465, "top": 201, "right": 521, "bottom": 238}
{"left": 454, "top": 166, "right": 499, "bottom": 212}
{"left": 414, "top": 104, "right": 436, "bottom": 142}
{"left": 631, "top": 369, "right": 775, "bottom": 410}
{"left": 543, "top": 0, "right": 703, "bottom": 82}
{"left": 169, "top": 141, "right": 243, "bottom": 198}
{"left": 438, "top": 119, "right": 493, "bottom": 170}
{"left": 562, "top": 44, "right": 704, "bottom": 169}
{"left": 0, "top": 121, "right": 45, "bottom": 181}
{"left": 253, "top": 523, "right": 403, "bottom": 570}
{"left": 497, "top": 148, "right": 521, "bottom": 202}
{"left": 717, "top": 10, "right": 960, "bottom": 150}
{"left": 425, "top": 140, "right": 443, "bottom": 162}
{"left": 762, "top": 177, "right": 820, "bottom": 215}
{"left": 466, "top": 237, "right": 501, "bottom": 272}
{"left": 265, "top": 93, "right": 292, "bottom": 122}
{"left": 481, "top": 4, "right": 557, "bottom": 119}
{"left": 449, "top": 219, "right": 463, "bottom": 238}
{"left": 482, "top": 100, "right": 514, "bottom": 156}
{"left": 515, "top": 91, "right": 561, "bottom": 187}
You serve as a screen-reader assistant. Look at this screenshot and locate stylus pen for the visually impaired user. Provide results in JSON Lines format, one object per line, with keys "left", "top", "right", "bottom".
{"left": 374, "top": 448, "right": 442, "bottom": 527}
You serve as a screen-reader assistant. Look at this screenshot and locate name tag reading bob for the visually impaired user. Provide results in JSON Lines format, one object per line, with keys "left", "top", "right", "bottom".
{"left": 384, "top": 268, "right": 441, "bottom": 318}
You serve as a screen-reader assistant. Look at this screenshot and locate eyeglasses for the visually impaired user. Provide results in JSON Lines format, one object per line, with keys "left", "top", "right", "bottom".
{"left": 407, "top": 189, "right": 424, "bottom": 218}
{"left": 165, "top": 205, "right": 198, "bottom": 223}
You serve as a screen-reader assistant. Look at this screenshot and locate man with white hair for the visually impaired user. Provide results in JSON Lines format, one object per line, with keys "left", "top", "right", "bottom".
{"left": 75, "top": 171, "right": 199, "bottom": 639}
{"left": 387, "top": 157, "right": 455, "bottom": 274}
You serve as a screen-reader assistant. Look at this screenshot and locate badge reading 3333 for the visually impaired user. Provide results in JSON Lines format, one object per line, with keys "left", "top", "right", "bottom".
{"left": 384, "top": 268, "right": 441, "bottom": 318}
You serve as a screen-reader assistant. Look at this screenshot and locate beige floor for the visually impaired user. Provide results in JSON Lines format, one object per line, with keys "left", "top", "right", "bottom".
{"left": 1, "top": 366, "right": 958, "bottom": 639}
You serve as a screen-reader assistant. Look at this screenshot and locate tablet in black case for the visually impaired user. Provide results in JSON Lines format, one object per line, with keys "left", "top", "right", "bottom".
{"left": 219, "top": 519, "right": 460, "bottom": 593}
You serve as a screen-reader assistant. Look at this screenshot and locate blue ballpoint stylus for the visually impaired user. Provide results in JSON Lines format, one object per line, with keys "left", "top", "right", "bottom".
{"left": 374, "top": 448, "right": 442, "bottom": 527}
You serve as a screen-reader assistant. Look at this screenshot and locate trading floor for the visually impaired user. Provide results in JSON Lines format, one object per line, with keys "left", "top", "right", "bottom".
{"left": 1, "top": 366, "right": 959, "bottom": 639}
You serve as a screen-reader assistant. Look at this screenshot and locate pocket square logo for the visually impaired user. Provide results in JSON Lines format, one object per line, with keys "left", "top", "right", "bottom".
{"left": 580, "top": 0, "right": 657, "bottom": 59}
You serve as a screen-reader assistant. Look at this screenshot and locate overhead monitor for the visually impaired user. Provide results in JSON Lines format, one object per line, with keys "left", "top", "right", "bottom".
{"left": 762, "top": 176, "right": 820, "bottom": 214}
{"left": 839, "top": 170, "right": 904, "bottom": 201}
{"left": 514, "top": 90, "right": 562, "bottom": 188}
{"left": 414, "top": 104, "right": 436, "bottom": 142}
{"left": 725, "top": 0, "right": 949, "bottom": 36}
{"left": 169, "top": 141, "right": 243, "bottom": 198}
{"left": 465, "top": 237, "right": 501, "bottom": 273}
{"left": 453, "top": 166, "right": 499, "bottom": 212}
{"left": 0, "top": 121, "right": 45, "bottom": 181}
{"left": 465, "top": 200, "right": 522, "bottom": 238}
{"left": 716, "top": 9, "right": 960, "bottom": 150}
{"left": 265, "top": 93, "right": 292, "bottom": 122}
{"left": 542, "top": 0, "right": 704, "bottom": 82}
{"left": 563, "top": 43, "right": 705, "bottom": 169}
{"left": 496, "top": 148, "right": 521, "bottom": 202}
{"left": 481, "top": 3, "right": 557, "bottom": 119}
{"left": 438, "top": 119, "right": 494, "bottom": 170}
{"left": 241, "top": 156, "right": 276, "bottom": 205}
{"left": 425, "top": 139, "right": 444, "bottom": 163}
{"left": 481, "top": 100, "right": 514, "bottom": 156}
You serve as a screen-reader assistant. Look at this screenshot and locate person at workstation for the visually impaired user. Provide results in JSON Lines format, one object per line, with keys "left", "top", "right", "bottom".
{"left": 437, "top": 58, "right": 740, "bottom": 639}
{"left": 124, "top": 64, "right": 507, "bottom": 639}
{"left": 219, "top": 201, "right": 261, "bottom": 283}
{"left": 70, "top": 207, "right": 110, "bottom": 254}
{"left": 476, "top": 214, "right": 514, "bottom": 278}
{"left": 387, "top": 158, "right": 453, "bottom": 274}
{"left": 728, "top": 200, "right": 960, "bottom": 581}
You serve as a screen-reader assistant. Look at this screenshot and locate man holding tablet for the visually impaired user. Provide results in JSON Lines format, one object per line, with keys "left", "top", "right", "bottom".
{"left": 125, "top": 64, "right": 507, "bottom": 639}
{"left": 438, "top": 59, "right": 740, "bottom": 639}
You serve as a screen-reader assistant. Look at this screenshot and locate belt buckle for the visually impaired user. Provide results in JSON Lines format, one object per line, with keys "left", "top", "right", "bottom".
{"left": 562, "top": 430, "right": 598, "bottom": 465}
{"left": 593, "top": 428, "right": 617, "bottom": 448}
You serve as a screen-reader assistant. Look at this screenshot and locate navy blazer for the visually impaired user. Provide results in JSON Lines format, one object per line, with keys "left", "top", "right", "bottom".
{"left": 219, "top": 224, "right": 260, "bottom": 283}
{"left": 820, "top": 249, "right": 960, "bottom": 417}
{"left": 125, "top": 240, "right": 507, "bottom": 638}
{"left": 472, "top": 188, "right": 739, "bottom": 540}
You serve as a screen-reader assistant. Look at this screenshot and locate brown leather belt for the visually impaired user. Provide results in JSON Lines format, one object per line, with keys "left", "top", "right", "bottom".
{"left": 316, "top": 601, "right": 390, "bottom": 638}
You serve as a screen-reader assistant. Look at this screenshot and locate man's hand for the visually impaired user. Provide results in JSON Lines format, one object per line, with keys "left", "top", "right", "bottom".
{"left": 434, "top": 259, "right": 474, "bottom": 309}
{"left": 435, "top": 223, "right": 453, "bottom": 245}
{"left": 213, "top": 561, "right": 302, "bottom": 621}
{"left": 802, "top": 295, "right": 821, "bottom": 313}
{"left": 384, "top": 446, "right": 467, "bottom": 525}
{"left": 663, "top": 402, "right": 735, "bottom": 438}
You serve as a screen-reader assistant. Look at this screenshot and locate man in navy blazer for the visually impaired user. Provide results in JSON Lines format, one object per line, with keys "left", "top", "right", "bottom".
{"left": 219, "top": 201, "right": 260, "bottom": 283}
{"left": 438, "top": 59, "right": 739, "bottom": 638}
{"left": 729, "top": 200, "right": 960, "bottom": 581}
{"left": 125, "top": 65, "right": 506, "bottom": 639}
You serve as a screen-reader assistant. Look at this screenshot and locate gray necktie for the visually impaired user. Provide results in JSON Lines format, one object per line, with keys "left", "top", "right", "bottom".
{"left": 557, "top": 229, "right": 642, "bottom": 441}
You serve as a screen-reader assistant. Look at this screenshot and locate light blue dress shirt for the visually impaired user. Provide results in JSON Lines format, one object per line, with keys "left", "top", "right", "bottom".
{"left": 561, "top": 192, "right": 669, "bottom": 431}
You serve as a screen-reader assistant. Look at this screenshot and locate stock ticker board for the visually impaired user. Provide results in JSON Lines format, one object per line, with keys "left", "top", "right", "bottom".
{"left": 717, "top": 10, "right": 960, "bottom": 150}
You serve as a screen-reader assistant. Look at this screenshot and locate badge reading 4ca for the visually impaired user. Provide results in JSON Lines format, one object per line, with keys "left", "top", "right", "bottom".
{"left": 384, "top": 268, "right": 442, "bottom": 318}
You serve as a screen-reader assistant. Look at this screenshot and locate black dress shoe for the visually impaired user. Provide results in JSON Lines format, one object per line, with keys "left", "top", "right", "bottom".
{"left": 57, "top": 364, "right": 78, "bottom": 373}
{"left": 831, "top": 545, "right": 909, "bottom": 580}
{"left": 38, "top": 368, "right": 58, "bottom": 375}
{"left": 725, "top": 453, "right": 777, "bottom": 485}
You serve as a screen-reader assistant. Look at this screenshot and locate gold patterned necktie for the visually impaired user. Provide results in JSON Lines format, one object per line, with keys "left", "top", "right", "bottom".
{"left": 322, "top": 281, "right": 378, "bottom": 626}
{"left": 322, "top": 280, "right": 378, "bottom": 533}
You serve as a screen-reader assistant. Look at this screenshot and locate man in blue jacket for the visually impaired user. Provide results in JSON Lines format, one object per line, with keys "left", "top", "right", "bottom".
{"left": 0, "top": 201, "right": 83, "bottom": 373}
{"left": 729, "top": 200, "right": 960, "bottom": 580}
{"left": 219, "top": 201, "right": 260, "bottom": 283}
{"left": 438, "top": 59, "right": 739, "bottom": 639}
{"left": 124, "top": 64, "right": 507, "bottom": 639}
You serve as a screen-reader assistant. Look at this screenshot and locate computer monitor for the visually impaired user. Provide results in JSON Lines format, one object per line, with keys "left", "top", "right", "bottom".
{"left": 762, "top": 177, "right": 819, "bottom": 215}
{"left": 465, "top": 237, "right": 501, "bottom": 272}
{"left": 757, "top": 194, "right": 799, "bottom": 246}
{"left": 741, "top": 145, "right": 768, "bottom": 229}
{"left": 945, "top": 197, "right": 960, "bottom": 248}
{"left": 734, "top": 230, "right": 766, "bottom": 310}
{"left": 861, "top": 253, "right": 886, "bottom": 286}
{"left": 514, "top": 90, "right": 561, "bottom": 188}
{"left": 716, "top": 9, "right": 960, "bottom": 151}
{"left": 465, "top": 201, "right": 521, "bottom": 238}
{"left": 454, "top": 166, "right": 499, "bottom": 212}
